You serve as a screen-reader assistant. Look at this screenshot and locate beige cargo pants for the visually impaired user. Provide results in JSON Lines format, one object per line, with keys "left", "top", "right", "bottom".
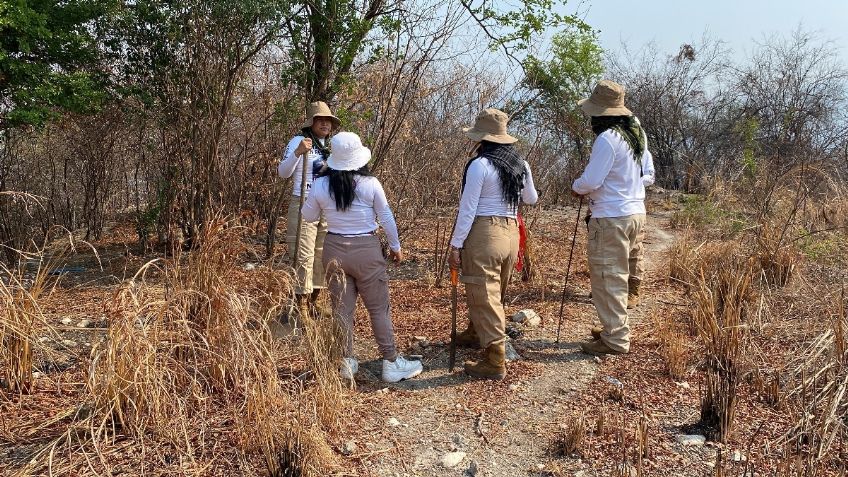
{"left": 286, "top": 197, "right": 327, "bottom": 294}
{"left": 460, "top": 216, "right": 519, "bottom": 349}
{"left": 587, "top": 214, "right": 646, "bottom": 353}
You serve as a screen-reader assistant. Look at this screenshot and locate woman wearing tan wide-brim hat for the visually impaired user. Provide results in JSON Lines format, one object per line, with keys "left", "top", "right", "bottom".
{"left": 448, "top": 108, "right": 539, "bottom": 380}
{"left": 571, "top": 80, "right": 655, "bottom": 358}
{"left": 277, "top": 101, "right": 341, "bottom": 316}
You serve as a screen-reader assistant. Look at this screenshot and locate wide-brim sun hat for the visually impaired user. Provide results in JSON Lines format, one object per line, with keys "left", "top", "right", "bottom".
{"left": 578, "top": 80, "right": 633, "bottom": 117}
{"left": 326, "top": 131, "right": 371, "bottom": 171}
{"left": 303, "top": 100, "right": 341, "bottom": 130}
{"left": 463, "top": 108, "right": 518, "bottom": 144}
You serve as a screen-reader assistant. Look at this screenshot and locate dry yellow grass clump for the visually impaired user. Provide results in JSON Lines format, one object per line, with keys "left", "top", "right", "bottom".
{"left": 14, "top": 219, "right": 346, "bottom": 476}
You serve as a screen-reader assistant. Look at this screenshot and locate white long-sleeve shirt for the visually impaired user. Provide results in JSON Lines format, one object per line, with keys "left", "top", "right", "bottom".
{"left": 302, "top": 175, "right": 401, "bottom": 252}
{"left": 572, "top": 130, "right": 650, "bottom": 218}
{"left": 450, "top": 158, "right": 538, "bottom": 248}
{"left": 641, "top": 149, "right": 656, "bottom": 188}
{"left": 277, "top": 136, "right": 327, "bottom": 197}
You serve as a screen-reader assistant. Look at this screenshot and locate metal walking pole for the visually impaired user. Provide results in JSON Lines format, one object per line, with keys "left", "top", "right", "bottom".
{"left": 555, "top": 197, "right": 584, "bottom": 343}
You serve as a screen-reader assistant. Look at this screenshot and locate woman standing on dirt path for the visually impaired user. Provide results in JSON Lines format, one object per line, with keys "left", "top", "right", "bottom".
{"left": 278, "top": 101, "right": 338, "bottom": 318}
{"left": 302, "top": 131, "right": 424, "bottom": 383}
{"left": 448, "top": 108, "right": 539, "bottom": 380}
{"left": 572, "top": 80, "right": 653, "bottom": 357}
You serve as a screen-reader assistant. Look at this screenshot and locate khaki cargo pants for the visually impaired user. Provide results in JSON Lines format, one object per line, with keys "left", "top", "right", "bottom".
{"left": 460, "top": 216, "right": 519, "bottom": 349}
{"left": 587, "top": 214, "right": 646, "bottom": 353}
{"left": 286, "top": 196, "right": 326, "bottom": 294}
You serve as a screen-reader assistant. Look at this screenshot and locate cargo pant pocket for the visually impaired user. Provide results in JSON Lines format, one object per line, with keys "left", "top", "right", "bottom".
{"left": 460, "top": 275, "right": 488, "bottom": 306}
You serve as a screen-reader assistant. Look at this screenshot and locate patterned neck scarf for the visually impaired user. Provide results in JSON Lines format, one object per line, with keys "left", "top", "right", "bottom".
{"left": 462, "top": 141, "right": 526, "bottom": 209}
{"left": 591, "top": 115, "right": 646, "bottom": 169}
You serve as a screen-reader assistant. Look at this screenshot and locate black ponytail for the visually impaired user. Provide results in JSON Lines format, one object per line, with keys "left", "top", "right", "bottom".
{"left": 327, "top": 165, "right": 373, "bottom": 211}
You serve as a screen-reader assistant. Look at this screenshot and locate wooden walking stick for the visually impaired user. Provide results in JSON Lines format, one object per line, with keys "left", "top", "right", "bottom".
{"left": 555, "top": 197, "right": 584, "bottom": 343}
{"left": 291, "top": 151, "right": 309, "bottom": 265}
{"left": 449, "top": 266, "right": 459, "bottom": 371}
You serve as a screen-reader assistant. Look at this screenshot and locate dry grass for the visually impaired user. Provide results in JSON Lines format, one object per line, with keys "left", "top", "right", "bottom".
{"left": 553, "top": 413, "right": 587, "bottom": 457}
{"left": 13, "top": 219, "right": 345, "bottom": 476}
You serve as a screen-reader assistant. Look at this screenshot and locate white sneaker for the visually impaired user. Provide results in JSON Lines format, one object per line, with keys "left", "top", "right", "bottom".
{"left": 381, "top": 355, "right": 423, "bottom": 383}
{"left": 340, "top": 357, "right": 359, "bottom": 380}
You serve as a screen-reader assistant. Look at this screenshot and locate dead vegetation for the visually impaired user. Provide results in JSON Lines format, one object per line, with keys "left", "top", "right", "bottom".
{"left": 3, "top": 219, "right": 346, "bottom": 476}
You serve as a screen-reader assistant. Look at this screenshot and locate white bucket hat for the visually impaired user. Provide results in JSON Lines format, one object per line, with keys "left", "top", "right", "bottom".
{"left": 326, "top": 132, "right": 371, "bottom": 171}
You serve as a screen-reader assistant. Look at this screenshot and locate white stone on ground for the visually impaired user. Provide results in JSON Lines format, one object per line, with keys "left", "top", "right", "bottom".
{"left": 441, "top": 451, "right": 466, "bottom": 468}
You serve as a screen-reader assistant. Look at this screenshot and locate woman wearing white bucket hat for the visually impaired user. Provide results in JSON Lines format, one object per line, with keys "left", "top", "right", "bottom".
{"left": 448, "top": 108, "right": 539, "bottom": 380}
{"left": 302, "top": 132, "right": 423, "bottom": 383}
{"left": 278, "top": 101, "right": 341, "bottom": 317}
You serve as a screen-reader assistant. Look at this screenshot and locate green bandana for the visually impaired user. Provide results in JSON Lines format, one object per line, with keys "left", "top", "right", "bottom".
{"left": 591, "top": 116, "right": 646, "bottom": 170}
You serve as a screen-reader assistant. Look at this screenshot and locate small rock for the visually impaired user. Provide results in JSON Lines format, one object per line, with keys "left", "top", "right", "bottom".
{"left": 243, "top": 262, "right": 256, "bottom": 271}
{"left": 413, "top": 335, "right": 427, "bottom": 342}
{"left": 464, "top": 460, "right": 479, "bottom": 477}
{"left": 732, "top": 449, "right": 746, "bottom": 462}
{"left": 61, "top": 339, "right": 77, "bottom": 347}
{"left": 387, "top": 417, "right": 401, "bottom": 427}
{"left": 441, "top": 451, "right": 466, "bottom": 468}
{"left": 512, "top": 309, "right": 541, "bottom": 327}
{"left": 505, "top": 341, "right": 521, "bottom": 361}
{"left": 341, "top": 440, "right": 357, "bottom": 456}
{"left": 536, "top": 463, "right": 545, "bottom": 470}
{"left": 60, "top": 317, "right": 73, "bottom": 326}
{"left": 377, "top": 387, "right": 390, "bottom": 394}
{"left": 77, "top": 319, "right": 91, "bottom": 328}
{"left": 32, "top": 372, "right": 43, "bottom": 379}
{"left": 676, "top": 434, "right": 707, "bottom": 446}
{"left": 505, "top": 324, "right": 523, "bottom": 339}
{"left": 508, "top": 383, "right": 519, "bottom": 391}
{"left": 675, "top": 381, "right": 691, "bottom": 389}
{"left": 604, "top": 376, "right": 624, "bottom": 388}
{"left": 38, "top": 336, "right": 50, "bottom": 343}
{"left": 593, "top": 356, "right": 602, "bottom": 364}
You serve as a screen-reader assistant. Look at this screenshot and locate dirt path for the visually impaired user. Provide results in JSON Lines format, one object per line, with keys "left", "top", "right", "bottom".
{"left": 343, "top": 208, "right": 679, "bottom": 476}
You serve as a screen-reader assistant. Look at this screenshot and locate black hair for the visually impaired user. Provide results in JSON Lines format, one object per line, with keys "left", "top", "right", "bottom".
{"left": 327, "top": 165, "right": 373, "bottom": 211}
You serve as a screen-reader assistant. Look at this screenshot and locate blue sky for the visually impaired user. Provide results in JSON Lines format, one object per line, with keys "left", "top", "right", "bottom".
{"left": 576, "top": 0, "right": 847, "bottom": 63}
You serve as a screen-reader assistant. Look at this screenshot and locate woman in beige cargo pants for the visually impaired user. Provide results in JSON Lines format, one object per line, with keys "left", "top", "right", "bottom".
{"left": 572, "top": 80, "right": 652, "bottom": 356}
{"left": 278, "top": 101, "right": 338, "bottom": 316}
{"left": 302, "top": 132, "right": 423, "bottom": 383}
{"left": 448, "top": 109, "right": 538, "bottom": 380}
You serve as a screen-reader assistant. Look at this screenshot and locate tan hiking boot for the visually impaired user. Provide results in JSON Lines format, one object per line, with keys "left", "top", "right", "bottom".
{"left": 455, "top": 324, "right": 481, "bottom": 349}
{"left": 627, "top": 277, "right": 641, "bottom": 309}
{"left": 590, "top": 326, "right": 603, "bottom": 340}
{"left": 580, "top": 339, "right": 627, "bottom": 356}
{"left": 464, "top": 341, "right": 506, "bottom": 380}
{"left": 309, "top": 289, "right": 332, "bottom": 318}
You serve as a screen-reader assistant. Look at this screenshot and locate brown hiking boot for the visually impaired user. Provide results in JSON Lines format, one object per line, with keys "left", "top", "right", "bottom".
{"left": 580, "top": 339, "right": 627, "bottom": 357}
{"left": 455, "top": 324, "right": 481, "bottom": 349}
{"left": 309, "top": 289, "right": 332, "bottom": 318}
{"left": 464, "top": 342, "right": 506, "bottom": 380}
{"left": 627, "top": 277, "right": 641, "bottom": 309}
{"left": 590, "top": 326, "right": 603, "bottom": 340}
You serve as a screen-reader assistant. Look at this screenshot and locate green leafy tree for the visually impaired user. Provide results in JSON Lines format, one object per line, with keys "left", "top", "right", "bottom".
{"left": 0, "top": 0, "right": 112, "bottom": 128}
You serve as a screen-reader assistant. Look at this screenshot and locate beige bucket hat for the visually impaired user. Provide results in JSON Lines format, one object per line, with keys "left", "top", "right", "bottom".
{"left": 302, "top": 101, "right": 341, "bottom": 129}
{"left": 463, "top": 108, "right": 518, "bottom": 144}
{"left": 578, "top": 80, "right": 633, "bottom": 117}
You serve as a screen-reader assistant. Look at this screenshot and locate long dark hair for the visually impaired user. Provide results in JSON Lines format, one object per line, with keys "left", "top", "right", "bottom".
{"left": 462, "top": 141, "right": 526, "bottom": 209}
{"left": 327, "top": 165, "right": 373, "bottom": 211}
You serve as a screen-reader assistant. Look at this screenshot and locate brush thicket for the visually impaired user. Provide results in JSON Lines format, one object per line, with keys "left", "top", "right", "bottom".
{"left": 74, "top": 218, "right": 343, "bottom": 474}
